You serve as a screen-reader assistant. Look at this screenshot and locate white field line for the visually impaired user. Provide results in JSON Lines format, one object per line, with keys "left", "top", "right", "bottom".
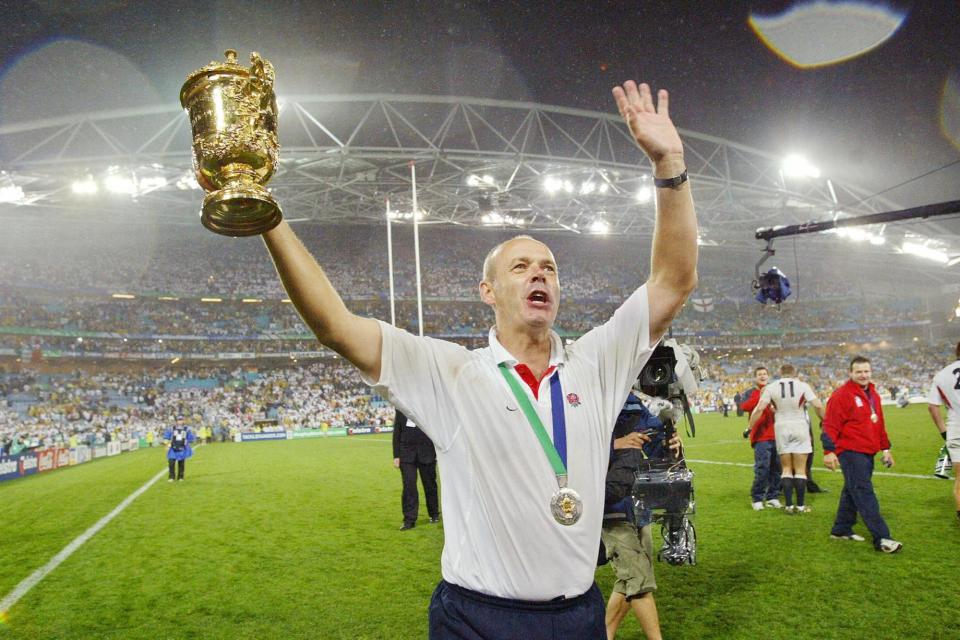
{"left": 685, "top": 458, "right": 941, "bottom": 480}
{"left": 0, "top": 468, "right": 167, "bottom": 615}
{"left": 342, "top": 439, "right": 942, "bottom": 481}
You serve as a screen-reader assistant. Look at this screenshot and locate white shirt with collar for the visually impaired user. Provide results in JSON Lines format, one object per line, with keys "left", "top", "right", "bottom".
{"left": 364, "top": 285, "right": 655, "bottom": 600}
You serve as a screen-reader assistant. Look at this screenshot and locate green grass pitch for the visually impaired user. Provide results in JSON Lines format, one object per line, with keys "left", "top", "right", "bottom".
{"left": 1, "top": 404, "right": 957, "bottom": 639}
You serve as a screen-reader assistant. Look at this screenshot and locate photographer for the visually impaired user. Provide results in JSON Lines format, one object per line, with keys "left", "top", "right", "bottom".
{"left": 601, "top": 392, "right": 680, "bottom": 640}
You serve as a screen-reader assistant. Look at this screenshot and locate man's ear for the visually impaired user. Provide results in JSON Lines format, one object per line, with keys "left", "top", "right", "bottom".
{"left": 479, "top": 280, "right": 496, "bottom": 306}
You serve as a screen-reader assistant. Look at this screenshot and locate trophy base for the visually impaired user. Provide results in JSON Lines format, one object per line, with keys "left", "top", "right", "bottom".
{"left": 201, "top": 187, "right": 283, "bottom": 237}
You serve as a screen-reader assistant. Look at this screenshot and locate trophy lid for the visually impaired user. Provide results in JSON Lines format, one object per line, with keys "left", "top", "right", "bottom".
{"left": 180, "top": 49, "right": 249, "bottom": 107}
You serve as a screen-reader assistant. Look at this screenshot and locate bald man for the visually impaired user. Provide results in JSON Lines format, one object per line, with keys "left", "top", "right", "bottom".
{"left": 256, "top": 80, "right": 698, "bottom": 639}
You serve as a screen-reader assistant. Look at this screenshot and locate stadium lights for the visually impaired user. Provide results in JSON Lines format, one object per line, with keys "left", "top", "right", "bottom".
{"left": 636, "top": 186, "right": 653, "bottom": 203}
{"left": 157, "top": 296, "right": 179, "bottom": 301}
{"left": 901, "top": 241, "right": 949, "bottom": 263}
{"left": 105, "top": 172, "right": 137, "bottom": 195}
{"left": 171, "top": 356, "right": 181, "bottom": 364}
{"left": 481, "top": 175, "right": 495, "bottom": 186}
{"left": 242, "top": 298, "right": 262, "bottom": 303}
{"left": 580, "top": 181, "right": 596, "bottom": 195}
{"left": 111, "top": 293, "right": 136, "bottom": 299}
{"left": 200, "top": 297, "right": 223, "bottom": 302}
{"left": 543, "top": 176, "right": 562, "bottom": 194}
{"left": 466, "top": 174, "right": 482, "bottom": 187}
{"left": 589, "top": 219, "right": 610, "bottom": 234}
{"left": 71, "top": 177, "right": 98, "bottom": 195}
{"left": 281, "top": 299, "right": 292, "bottom": 303}
{"left": 0, "top": 184, "right": 26, "bottom": 204}
{"left": 782, "top": 153, "right": 821, "bottom": 179}
{"left": 175, "top": 172, "right": 200, "bottom": 190}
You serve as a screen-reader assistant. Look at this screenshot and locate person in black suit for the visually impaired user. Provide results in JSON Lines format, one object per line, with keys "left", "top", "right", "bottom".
{"left": 392, "top": 408, "right": 440, "bottom": 531}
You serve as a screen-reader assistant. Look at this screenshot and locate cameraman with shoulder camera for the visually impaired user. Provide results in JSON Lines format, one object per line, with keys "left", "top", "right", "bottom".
{"left": 601, "top": 391, "right": 680, "bottom": 640}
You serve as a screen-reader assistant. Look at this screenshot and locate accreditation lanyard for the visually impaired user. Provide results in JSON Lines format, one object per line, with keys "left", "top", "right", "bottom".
{"left": 498, "top": 363, "right": 569, "bottom": 487}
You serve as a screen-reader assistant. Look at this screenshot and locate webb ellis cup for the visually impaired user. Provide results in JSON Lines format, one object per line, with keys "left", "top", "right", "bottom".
{"left": 180, "top": 49, "right": 282, "bottom": 236}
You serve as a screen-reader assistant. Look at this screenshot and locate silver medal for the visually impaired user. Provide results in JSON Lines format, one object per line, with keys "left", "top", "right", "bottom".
{"left": 550, "top": 487, "right": 583, "bottom": 526}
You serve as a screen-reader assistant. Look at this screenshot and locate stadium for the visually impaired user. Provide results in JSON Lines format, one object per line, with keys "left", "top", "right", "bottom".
{"left": 1, "top": 3, "right": 959, "bottom": 640}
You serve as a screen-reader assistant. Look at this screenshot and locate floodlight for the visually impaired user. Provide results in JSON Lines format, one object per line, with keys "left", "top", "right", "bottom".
{"left": 481, "top": 174, "right": 495, "bottom": 186}
{"left": 72, "top": 178, "right": 98, "bottom": 195}
{"left": 0, "top": 184, "right": 25, "bottom": 204}
{"left": 598, "top": 183, "right": 609, "bottom": 194}
{"left": 901, "top": 241, "right": 949, "bottom": 263}
{"left": 543, "top": 176, "right": 562, "bottom": 194}
{"left": 590, "top": 219, "right": 609, "bottom": 234}
{"left": 868, "top": 235, "right": 886, "bottom": 246}
{"left": 782, "top": 153, "right": 821, "bottom": 178}
{"left": 580, "top": 181, "right": 596, "bottom": 195}
{"left": 105, "top": 174, "right": 136, "bottom": 195}
{"left": 466, "top": 174, "right": 481, "bottom": 187}
{"left": 636, "top": 186, "right": 652, "bottom": 203}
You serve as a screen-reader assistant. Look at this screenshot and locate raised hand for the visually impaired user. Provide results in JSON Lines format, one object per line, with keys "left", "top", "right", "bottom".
{"left": 611, "top": 81, "right": 684, "bottom": 165}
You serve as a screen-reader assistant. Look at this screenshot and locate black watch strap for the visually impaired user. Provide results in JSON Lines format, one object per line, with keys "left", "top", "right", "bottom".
{"left": 653, "top": 170, "right": 689, "bottom": 189}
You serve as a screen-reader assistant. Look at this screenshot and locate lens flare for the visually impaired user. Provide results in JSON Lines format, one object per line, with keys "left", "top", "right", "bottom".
{"left": 940, "top": 70, "right": 960, "bottom": 151}
{"left": 749, "top": 1, "right": 907, "bottom": 69}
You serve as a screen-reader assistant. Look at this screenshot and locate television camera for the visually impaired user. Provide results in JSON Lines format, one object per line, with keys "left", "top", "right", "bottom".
{"left": 630, "top": 339, "right": 704, "bottom": 566}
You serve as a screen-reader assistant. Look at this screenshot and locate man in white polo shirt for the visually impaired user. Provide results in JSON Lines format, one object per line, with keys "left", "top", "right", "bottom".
{"left": 257, "top": 80, "right": 698, "bottom": 639}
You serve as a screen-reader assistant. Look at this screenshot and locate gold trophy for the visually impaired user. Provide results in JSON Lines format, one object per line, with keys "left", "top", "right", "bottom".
{"left": 180, "top": 49, "right": 282, "bottom": 236}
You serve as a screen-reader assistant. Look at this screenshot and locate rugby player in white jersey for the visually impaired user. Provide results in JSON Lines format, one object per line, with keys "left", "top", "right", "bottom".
{"left": 749, "top": 364, "right": 825, "bottom": 513}
{"left": 927, "top": 341, "right": 960, "bottom": 524}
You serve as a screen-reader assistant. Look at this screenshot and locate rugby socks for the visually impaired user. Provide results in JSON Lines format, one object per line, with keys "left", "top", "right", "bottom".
{"left": 781, "top": 475, "right": 794, "bottom": 507}
{"left": 794, "top": 474, "right": 807, "bottom": 507}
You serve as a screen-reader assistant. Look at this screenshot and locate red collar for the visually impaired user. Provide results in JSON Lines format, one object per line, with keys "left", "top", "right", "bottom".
{"left": 512, "top": 364, "right": 557, "bottom": 399}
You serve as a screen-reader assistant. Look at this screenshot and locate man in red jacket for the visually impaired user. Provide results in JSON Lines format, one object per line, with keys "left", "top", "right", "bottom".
{"left": 822, "top": 356, "right": 902, "bottom": 553}
{"left": 740, "top": 366, "right": 782, "bottom": 510}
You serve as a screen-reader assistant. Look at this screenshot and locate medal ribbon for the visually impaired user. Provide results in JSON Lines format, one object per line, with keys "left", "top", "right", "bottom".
{"left": 498, "top": 363, "right": 568, "bottom": 485}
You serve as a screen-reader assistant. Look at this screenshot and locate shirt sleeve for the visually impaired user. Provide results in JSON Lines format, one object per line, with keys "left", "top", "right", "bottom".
{"left": 927, "top": 379, "right": 943, "bottom": 405}
{"left": 567, "top": 285, "right": 655, "bottom": 431}
{"left": 360, "top": 321, "right": 469, "bottom": 450}
{"left": 740, "top": 389, "right": 759, "bottom": 413}
{"left": 802, "top": 384, "right": 817, "bottom": 403}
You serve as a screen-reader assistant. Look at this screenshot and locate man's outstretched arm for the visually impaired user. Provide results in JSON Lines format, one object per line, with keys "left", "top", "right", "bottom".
{"left": 262, "top": 222, "right": 382, "bottom": 380}
{"left": 612, "top": 81, "right": 698, "bottom": 342}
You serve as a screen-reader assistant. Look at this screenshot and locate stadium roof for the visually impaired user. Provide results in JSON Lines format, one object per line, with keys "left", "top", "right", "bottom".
{"left": 0, "top": 94, "right": 957, "bottom": 280}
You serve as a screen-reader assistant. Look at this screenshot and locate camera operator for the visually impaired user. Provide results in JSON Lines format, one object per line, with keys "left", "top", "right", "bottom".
{"left": 601, "top": 391, "right": 681, "bottom": 640}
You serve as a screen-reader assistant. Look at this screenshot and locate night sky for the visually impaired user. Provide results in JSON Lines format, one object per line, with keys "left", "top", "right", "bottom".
{"left": 1, "top": 0, "right": 958, "bottom": 207}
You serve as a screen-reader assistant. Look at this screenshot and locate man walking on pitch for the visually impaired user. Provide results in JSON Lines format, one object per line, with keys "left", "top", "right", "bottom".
{"left": 255, "top": 80, "right": 697, "bottom": 638}
{"left": 926, "top": 341, "right": 960, "bottom": 524}
{"left": 822, "top": 356, "right": 902, "bottom": 552}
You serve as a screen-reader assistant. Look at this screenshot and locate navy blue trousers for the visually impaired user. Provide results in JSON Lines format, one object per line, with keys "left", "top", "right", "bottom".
{"left": 832, "top": 451, "right": 891, "bottom": 545}
{"left": 428, "top": 580, "right": 606, "bottom": 640}
{"left": 750, "top": 440, "right": 781, "bottom": 502}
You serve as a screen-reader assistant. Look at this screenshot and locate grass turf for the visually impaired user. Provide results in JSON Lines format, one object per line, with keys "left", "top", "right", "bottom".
{"left": 1, "top": 404, "right": 957, "bottom": 639}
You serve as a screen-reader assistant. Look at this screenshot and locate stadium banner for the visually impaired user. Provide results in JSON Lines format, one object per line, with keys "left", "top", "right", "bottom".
{"left": 92, "top": 446, "right": 108, "bottom": 459}
{"left": 0, "top": 456, "right": 20, "bottom": 482}
{"left": 125, "top": 439, "right": 139, "bottom": 452}
{"left": 106, "top": 441, "right": 122, "bottom": 457}
{"left": 239, "top": 431, "right": 288, "bottom": 442}
{"left": 347, "top": 426, "right": 394, "bottom": 436}
{"left": 56, "top": 448, "right": 71, "bottom": 468}
{"left": 71, "top": 445, "right": 92, "bottom": 465}
{"left": 292, "top": 428, "right": 348, "bottom": 438}
{"left": 37, "top": 448, "right": 57, "bottom": 473}
{"left": 18, "top": 452, "right": 39, "bottom": 477}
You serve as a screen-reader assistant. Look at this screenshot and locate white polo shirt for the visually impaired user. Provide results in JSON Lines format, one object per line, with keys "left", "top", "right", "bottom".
{"left": 364, "top": 285, "right": 655, "bottom": 600}
{"left": 928, "top": 360, "right": 960, "bottom": 437}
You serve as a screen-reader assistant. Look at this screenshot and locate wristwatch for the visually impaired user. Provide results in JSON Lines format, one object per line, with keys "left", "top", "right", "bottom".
{"left": 653, "top": 170, "right": 688, "bottom": 189}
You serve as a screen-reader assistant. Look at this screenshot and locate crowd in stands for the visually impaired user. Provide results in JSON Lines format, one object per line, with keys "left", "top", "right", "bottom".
{"left": 2, "top": 221, "right": 953, "bottom": 453}
{"left": 0, "top": 361, "right": 392, "bottom": 456}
